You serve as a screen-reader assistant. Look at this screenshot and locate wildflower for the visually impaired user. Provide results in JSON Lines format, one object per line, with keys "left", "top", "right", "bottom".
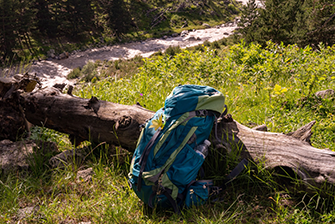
{"left": 273, "top": 84, "right": 287, "bottom": 95}
{"left": 149, "top": 114, "right": 165, "bottom": 131}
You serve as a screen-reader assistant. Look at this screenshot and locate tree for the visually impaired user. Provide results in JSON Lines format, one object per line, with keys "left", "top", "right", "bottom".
{"left": 304, "top": 0, "right": 335, "bottom": 46}
{"left": 237, "top": 0, "right": 335, "bottom": 47}
{"left": 0, "top": 0, "right": 19, "bottom": 62}
{"left": 96, "top": 0, "right": 134, "bottom": 37}
{"left": 34, "top": 0, "right": 58, "bottom": 38}
{"left": 237, "top": 0, "right": 261, "bottom": 44}
{"left": 62, "top": 0, "right": 95, "bottom": 37}
{"left": 0, "top": 0, "right": 36, "bottom": 63}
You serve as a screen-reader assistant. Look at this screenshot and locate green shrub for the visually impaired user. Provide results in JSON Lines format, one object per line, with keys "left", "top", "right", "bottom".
{"left": 81, "top": 61, "right": 96, "bottom": 76}
{"left": 132, "top": 54, "right": 143, "bottom": 63}
{"left": 203, "top": 40, "right": 211, "bottom": 47}
{"left": 80, "top": 61, "right": 98, "bottom": 82}
{"left": 81, "top": 71, "right": 98, "bottom": 82}
{"left": 164, "top": 45, "right": 182, "bottom": 57}
{"left": 67, "top": 67, "right": 81, "bottom": 79}
{"left": 193, "top": 44, "right": 205, "bottom": 52}
{"left": 152, "top": 50, "right": 163, "bottom": 57}
{"left": 170, "top": 14, "right": 182, "bottom": 27}
{"left": 210, "top": 40, "right": 221, "bottom": 49}
{"left": 114, "top": 60, "right": 121, "bottom": 70}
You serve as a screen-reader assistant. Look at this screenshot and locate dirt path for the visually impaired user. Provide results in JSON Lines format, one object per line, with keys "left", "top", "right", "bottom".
{"left": 2, "top": 0, "right": 259, "bottom": 87}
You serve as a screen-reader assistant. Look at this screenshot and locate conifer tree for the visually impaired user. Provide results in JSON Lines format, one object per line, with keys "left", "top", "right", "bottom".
{"left": 63, "top": 0, "right": 95, "bottom": 37}
{"left": 97, "top": 0, "right": 134, "bottom": 37}
{"left": 237, "top": 0, "right": 261, "bottom": 44}
{"left": 0, "top": 0, "right": 18, "bottom": 61}
{"left": 304, "top": 0, "right": 335, "bottom": 46}
{"left": 34, "top": 0, "right": 58, "bottom": 38}
{"left": 238, "top": 0, "right": 335, "bottom": 47}
{"left": 0, "top": 0, "right": 36, "bottom": 62}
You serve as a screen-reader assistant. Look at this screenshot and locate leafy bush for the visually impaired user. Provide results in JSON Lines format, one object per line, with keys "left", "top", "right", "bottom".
{"left": 170, "top": 14, "right": 183, "bottom": 27}
{"left": 81, "top": 61, "right": 96, "bottom": 75}
{"left": 81, "top": 61, "right": 98, "bottom": 82}
{"left": 114, "top": 60, "right": 120, "bottom": 70}
{"left": 67, "top": 67, "right": 81, "bottom": 79}
{"left": 164, "top": 45, "right": 182, "bottom": 57}
{"left": 210, "top": 40, "right": 221, "bottom": 49}
{"left": 203, "top": 40, "right": 211, "bottom": 47}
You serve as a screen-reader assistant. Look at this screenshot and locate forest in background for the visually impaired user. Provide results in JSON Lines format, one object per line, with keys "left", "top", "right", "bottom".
{"left": 1, "top": 0, "right": 334, "bottom": 66}
{"left": 0, "top": 0, "right": 239, "bottom": 65}
{"left": 237, "top": 0, "right": 335, "bottom": 47}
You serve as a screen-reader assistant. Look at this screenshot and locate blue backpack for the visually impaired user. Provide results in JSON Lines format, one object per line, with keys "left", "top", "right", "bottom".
{"left": 128, "top": 84, "right": 247, "bottom": 213}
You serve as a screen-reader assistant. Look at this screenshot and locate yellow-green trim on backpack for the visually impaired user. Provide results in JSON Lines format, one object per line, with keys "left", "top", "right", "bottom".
{"left": 196, "top": 93, "right": 225, "bottom": 114}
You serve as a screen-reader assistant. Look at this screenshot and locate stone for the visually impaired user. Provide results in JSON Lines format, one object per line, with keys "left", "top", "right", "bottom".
{"left": 227, "top": 22, "right": 234, "bottom": 26}
{"left": 53, "top": 83, "right": 66, "bottom": 91}
{"left": 59, "top": 52, "right": 69, "bottom": 60}
{"left": 47, "top": 49, "right": 55, "bottom": 57}
{"left": 180, "top": 30, "right": 188, "bottom": 37}
{"left": 185, "top": 36, "right": 197, "bottom": 41}
{"left": 0, "top": 140, "right": 58, "bottom": 173}
{"left": 46, "top": 49, "right": 56, "bottom": 59}
{"left": 202, "top": 23, "right": 211, "bottom": 28}
{"left": 252, "top": 124, "right": 268, "bottom": 132}
{"left": 171, "top": 33, "right": 179, "bottom": 37}
{"left": 76, "top": 167, "right": 95, "bottom": 183}
{"left": 49, "top": 148, "right": 85, "bottom": 168}
{"left": 315, "top": 89, "right": 335, "bottom": 99}
{"left": 17, "top": 206, "right": 39, "bottom": 220}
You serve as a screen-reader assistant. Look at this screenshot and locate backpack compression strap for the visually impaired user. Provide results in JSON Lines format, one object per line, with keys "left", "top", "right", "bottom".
{"left": 137, "top": 127, "right": 162, "bottom": 192}
{"left": 148, "top": 186, "right": 183, "bottom": 214}
{"left": 210, "top": 158, "right": 248, "bottom": 198}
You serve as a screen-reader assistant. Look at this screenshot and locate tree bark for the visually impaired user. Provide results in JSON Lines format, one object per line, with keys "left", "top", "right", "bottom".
{"left": 2, "top": 77, "right": 335, "bottom": 186}
{"left": 22, "top": 87, "right": 154, "bottom": 150}
{"left": 216, "top": 115, "right": 335, "bottom": 186}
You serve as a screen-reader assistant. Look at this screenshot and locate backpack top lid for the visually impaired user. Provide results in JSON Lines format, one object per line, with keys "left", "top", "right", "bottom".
{"left": 164, "top": 84, "right": 225, "bottom": 118}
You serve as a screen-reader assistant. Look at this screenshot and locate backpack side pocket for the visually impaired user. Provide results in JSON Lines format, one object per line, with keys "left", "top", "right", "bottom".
{"left": 184, "top": 180, "right": 213, "bottom": 208}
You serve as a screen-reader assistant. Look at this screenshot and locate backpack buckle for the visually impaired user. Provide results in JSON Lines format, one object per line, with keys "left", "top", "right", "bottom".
{"left": 196, "top": 110, "right": 208, "bottom": 116}
{"left": 209, "top": 186, "right": 222, "bottom": 196}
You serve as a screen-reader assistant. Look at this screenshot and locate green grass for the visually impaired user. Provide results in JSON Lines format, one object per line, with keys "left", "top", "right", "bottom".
{"left": 2, "top": 41, "right": 335, "bottom": 222}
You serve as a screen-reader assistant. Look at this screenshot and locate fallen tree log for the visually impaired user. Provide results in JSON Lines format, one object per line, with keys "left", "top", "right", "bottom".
{"left": 1, "top": 77, "right": 335, "bottom": 187}
{"left": 216, "top": 116, "right": 335, "bottom": 186}
{"left": 22, "top": 87, "right": 154, "bottom": 150}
